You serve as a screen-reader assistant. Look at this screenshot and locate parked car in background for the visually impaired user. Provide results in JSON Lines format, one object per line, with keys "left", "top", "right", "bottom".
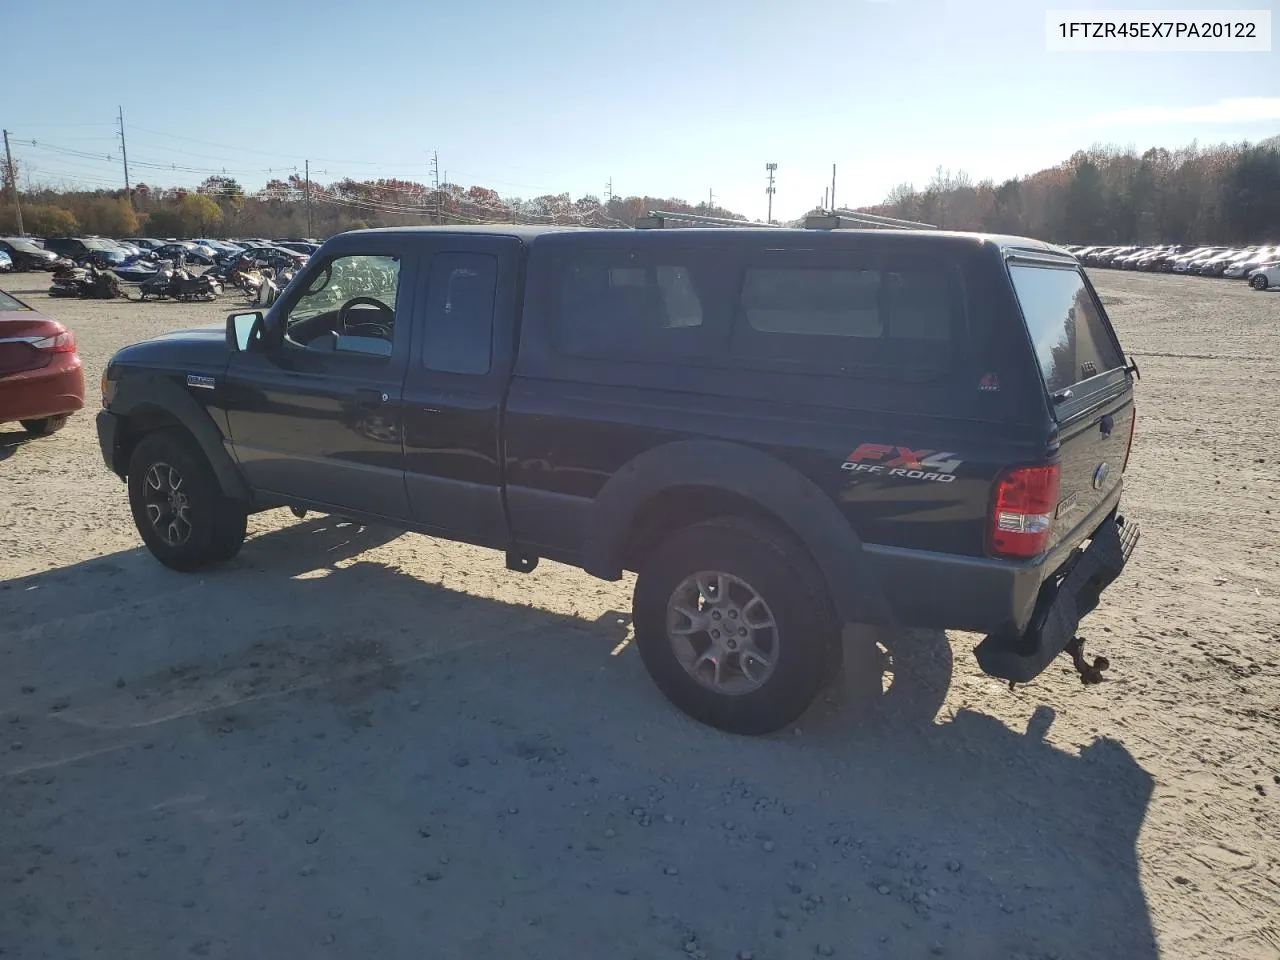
{"left": 0, "top": 288, "right": 84, "bottom": 437}
{"left": 152, "top": 243, "right": 217, "bottom": 266}
{"left": 193, "top": 239, "right": 244, "bottom": 256}
{"left": 42, "top": 237, "right": 130, "bottom": 267}
{"left": 0, "top": 251, "right": 11, "bottom": 273}
{"left": 1198, "top": 249, "right": 1249, "bottom": 276}
{"left": 1249, "top": 263, "right": 1280, "bottom": 290}
{"left": 1172, "top": 248, "right": 1224, "bottom": 273}
{"left": 1224, "top": 247, "right": 1278, "bottom": 278}
{"left": 0, "top": 237, "right": 66, "bottom": 271}
{"left": 123, "top": 238, "right": 166, "bottom": 252}
{"left": 235, "top": 245, "right": 308, "bottom": 273}
{"left": 1140, "top": 247, "right": 1192, "bottom": 272}
{"left": 274, "top": 241, "right": 320, "bottom": 257}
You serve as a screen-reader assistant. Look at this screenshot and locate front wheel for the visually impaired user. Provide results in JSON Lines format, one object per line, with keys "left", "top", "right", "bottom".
{"left": 20, "top": 415, "right": 69, "bottom": 437}
{"left": 1251, "top": 275, "right": 1269, "bottom": 290}
{"left": 127, "top": 429, "right": 247, "bottom": 572}
{"left": 632, "top": 516, "right": 839, "bottom": 735}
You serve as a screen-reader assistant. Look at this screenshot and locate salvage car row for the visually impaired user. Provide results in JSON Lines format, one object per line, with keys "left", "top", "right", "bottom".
{"left": 1069, "top": 244, "right": 1280, "bottom": 289}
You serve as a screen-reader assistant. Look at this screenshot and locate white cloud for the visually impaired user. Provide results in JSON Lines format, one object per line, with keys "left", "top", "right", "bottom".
{"left": 1090, "top": 97, "right": 1280, "bottom": 126}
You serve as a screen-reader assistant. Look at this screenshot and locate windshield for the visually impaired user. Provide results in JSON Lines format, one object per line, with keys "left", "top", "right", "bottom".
{"left": 289, "top": 255, "right": 399, "bottom": 322}
{"left": 0, "top": 289, "right": 30, "bottom": 311}
{"left": 6, "top": 239, "right": 45, "bottom": 253}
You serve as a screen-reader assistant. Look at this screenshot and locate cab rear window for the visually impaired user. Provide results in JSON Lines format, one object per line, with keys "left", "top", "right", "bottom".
{"left": 1008, "top": 264, "right": 1123, "bottom": 394}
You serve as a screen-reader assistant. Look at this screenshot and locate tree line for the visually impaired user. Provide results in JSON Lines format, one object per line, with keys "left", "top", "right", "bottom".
{"left": 860, "top": 136, "right": 1280, "bottom": 244}
{"left": 5, "top": 134, "right": 1277, "bottom": 244}
{"left": 0, "top": 169, "right": 749, "bottom": 240}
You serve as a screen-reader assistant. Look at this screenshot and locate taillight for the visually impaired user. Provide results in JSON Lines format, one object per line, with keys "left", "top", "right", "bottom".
{"left": 989, "top": 464, "right": 1060, "bottom": 559}
{"left": 33, "top": 331, "right": 76, "bottom": 353}
{"left": 1123, "top": 403, "right": 1136, "bottom": 472}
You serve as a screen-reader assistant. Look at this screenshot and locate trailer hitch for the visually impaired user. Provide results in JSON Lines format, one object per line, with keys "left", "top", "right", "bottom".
{"left": 1065, "top": 636, "right": 1109, "bottom": 685}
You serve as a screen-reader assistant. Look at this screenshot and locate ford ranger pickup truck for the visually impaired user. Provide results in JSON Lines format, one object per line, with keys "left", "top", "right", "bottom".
{"left": 98, "top": 225, "right": 1140, "bottom": 734}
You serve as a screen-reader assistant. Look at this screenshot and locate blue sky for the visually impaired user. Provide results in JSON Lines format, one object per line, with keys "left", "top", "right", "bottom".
{"left": 4, "top": 0, "right": 1276, "bottom": 221}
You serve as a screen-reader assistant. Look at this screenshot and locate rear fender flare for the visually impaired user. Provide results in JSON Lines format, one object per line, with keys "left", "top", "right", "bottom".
{"left": 110, "top": 376, "right": 249, "bottom": 502}
{"left": 581, "top": 439, "right": 882, "bottom": 625}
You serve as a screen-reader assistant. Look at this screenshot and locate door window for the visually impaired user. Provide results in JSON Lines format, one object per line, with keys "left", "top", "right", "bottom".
{"left": 282, "top": 255, "right": 401, "bottom": 358}
{"left": 422, "top": 252, "right": 497, "bottom": 375}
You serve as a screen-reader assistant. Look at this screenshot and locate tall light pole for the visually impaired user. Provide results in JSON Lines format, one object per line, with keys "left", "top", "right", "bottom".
{"left": 765, "top": 163, "right": 777, "bottom": 224}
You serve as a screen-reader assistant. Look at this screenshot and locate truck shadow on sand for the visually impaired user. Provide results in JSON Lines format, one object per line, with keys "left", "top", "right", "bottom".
{"left": 0, "top": 518, "right": 1156, "bottom": 960}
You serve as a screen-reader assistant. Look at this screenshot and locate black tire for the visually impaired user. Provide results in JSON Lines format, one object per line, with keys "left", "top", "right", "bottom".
{"left": 20, "top": 415, "right": 69, "bottom": 437}
{"left": 1251, "top": 275, "right": 1268, "bottom": 290}
{"left": 632, "top": 516, "right": 839, "bottom": 735}
{"left": 127, "top": 429, "right": 247, "bottom": 572}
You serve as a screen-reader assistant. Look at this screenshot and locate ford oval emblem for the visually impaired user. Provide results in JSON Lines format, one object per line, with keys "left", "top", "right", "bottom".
{"left": 1093, "top": 462, "right": 1110, "bottom": 490}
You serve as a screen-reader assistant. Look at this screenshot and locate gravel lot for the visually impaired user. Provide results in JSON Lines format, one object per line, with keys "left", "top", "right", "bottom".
{"left": 1, "top": 269, "right": 1278, "bottom": 960}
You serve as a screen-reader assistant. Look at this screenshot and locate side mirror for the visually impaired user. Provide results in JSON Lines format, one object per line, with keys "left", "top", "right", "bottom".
{"left": 227, "top": 311, "right": 263, "bottom": 352}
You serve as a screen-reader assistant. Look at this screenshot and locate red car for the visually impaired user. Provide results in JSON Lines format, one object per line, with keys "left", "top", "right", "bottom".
{"left": 0, "top": 288, "right": 84, "bottom": 436}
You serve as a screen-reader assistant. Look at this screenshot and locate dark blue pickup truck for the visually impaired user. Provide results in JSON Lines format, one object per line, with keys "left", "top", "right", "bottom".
{"left": 97, "top": 225, "right": 1139, "bottom": 733}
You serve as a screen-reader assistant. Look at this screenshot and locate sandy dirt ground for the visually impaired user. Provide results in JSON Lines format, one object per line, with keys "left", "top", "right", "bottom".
{"left": 1, "top": 268, "right": 1278, "bottom": 960}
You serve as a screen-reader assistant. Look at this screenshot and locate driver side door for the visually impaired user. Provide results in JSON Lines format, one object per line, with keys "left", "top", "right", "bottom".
{"left": 222, "top": 245, "right": 417, "bottom": 521}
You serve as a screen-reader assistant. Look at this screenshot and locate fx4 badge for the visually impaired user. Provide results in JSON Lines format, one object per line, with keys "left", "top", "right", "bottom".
{"left": 841, "top": 444, "right": 962, "bottom": 484}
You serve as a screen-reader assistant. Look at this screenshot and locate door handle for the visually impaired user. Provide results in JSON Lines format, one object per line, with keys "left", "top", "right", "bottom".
{"left": 354, "top": 388, "right": 388, "bottom": 409}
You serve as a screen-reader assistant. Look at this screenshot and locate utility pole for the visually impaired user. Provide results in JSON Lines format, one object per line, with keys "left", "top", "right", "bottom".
{"left": 708, "top": 188, "right": 715, "bottom": 210}
{"left": 605, "top": 178, "right": 613, "bottom": 205}
{"left": 2, "top": 130, "right": 22, "bottom": 236}
{"left": 823, "top": 187, "right": 828, "bottom": 210}
{"left": 117, "top": 106, "right": 131, "bottom": 200}
{"left": 430, "top": 151, "right": 441, "bottom": 224}
{"left": 765, "top": 163, "right": 777, "bottom": 224}
{"left": 831, "top": 164, "right": 836, "bottom": 212}
{"left": 304, "top": 159, "right": 312, "bottom": 238}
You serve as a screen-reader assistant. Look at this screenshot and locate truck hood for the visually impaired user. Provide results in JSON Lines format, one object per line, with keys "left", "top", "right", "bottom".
{"left": 108, "top": 324, "right": 228, "bottom": 372}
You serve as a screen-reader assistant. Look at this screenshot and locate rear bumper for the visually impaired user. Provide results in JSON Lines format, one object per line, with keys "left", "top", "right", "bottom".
{"left": 0, "top": 358, "right": 84, "bottom": 423}
{"left": 973, "top": 514, "right": 1140, "bottom": 683}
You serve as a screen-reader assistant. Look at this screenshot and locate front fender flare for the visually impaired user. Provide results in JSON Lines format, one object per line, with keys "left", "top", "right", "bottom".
{"left": 110, "top": 375, "right": 250, "bottom": 502}
{"left": 580, "top": 439, "right": 884, "bottom": 625}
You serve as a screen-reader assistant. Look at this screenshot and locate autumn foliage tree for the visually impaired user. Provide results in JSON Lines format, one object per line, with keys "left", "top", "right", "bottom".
{"left": 865, "top": 135, "right": 1280, "bottom": 243}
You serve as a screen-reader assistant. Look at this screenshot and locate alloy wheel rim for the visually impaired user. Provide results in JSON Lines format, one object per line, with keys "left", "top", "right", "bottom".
{"left": 143, "top": 461, "right": 193, "bottom": 546}
{"left": 666, "top": 570, "right": 779, "bottom": 695}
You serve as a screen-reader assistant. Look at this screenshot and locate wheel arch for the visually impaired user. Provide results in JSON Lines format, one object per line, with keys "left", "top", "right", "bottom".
{"left": 109, "top": 376, "right": 250, "bottom": 502}
{"left": 581, "top": 439, "right": 886, "bottom": 625}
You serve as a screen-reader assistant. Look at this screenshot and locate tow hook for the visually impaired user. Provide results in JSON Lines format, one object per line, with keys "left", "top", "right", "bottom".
{"left": 1065, "top": 636, "right": 1110, "bottom": 685}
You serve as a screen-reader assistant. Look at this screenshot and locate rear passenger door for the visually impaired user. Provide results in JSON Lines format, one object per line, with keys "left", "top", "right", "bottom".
{"left": 401, "top": 236, "right": 523, "bottom": 547}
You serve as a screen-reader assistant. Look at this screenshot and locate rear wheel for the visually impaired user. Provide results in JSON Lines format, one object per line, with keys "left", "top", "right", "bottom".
{"left": 127, "top": 429, "right": 247, "bottom": 572}
{"left": 1251, "top": 274, "right": 1269, "bottom": 290}
{"left": 632, "top": 516, "right": 839, "bottom": 735}
{"left": 20, "top": 415, "right": 69, "bottom": 437}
